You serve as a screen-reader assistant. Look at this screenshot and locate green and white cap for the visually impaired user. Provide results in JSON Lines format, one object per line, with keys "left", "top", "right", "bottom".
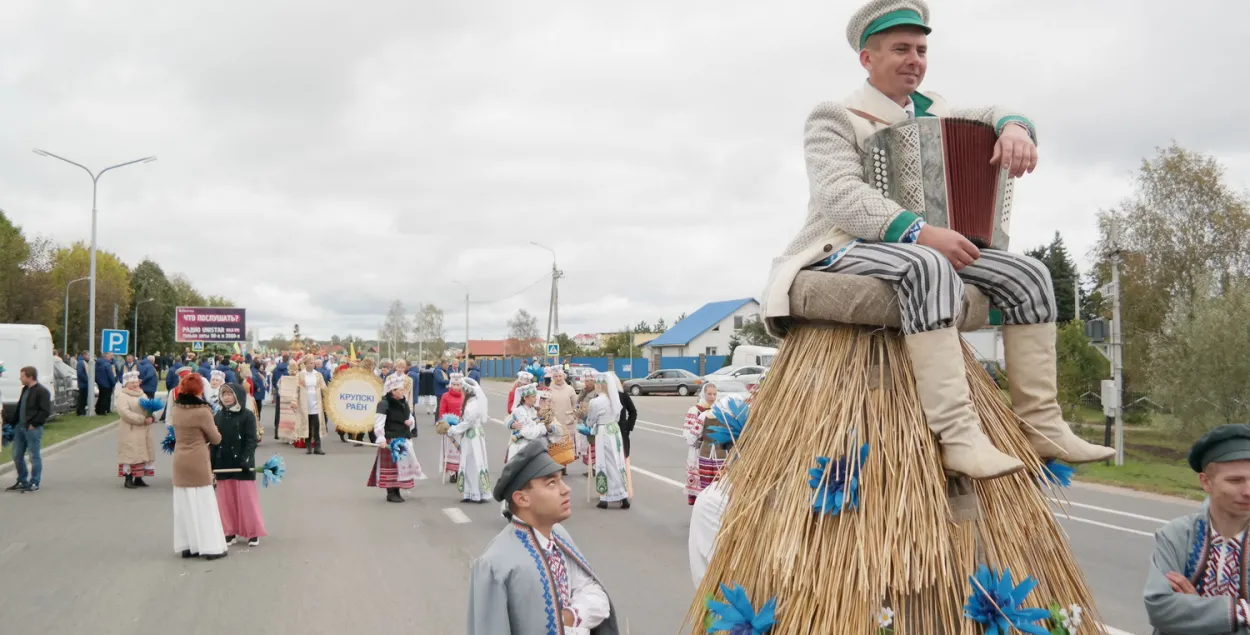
{"left": 846, "top": 0, "right": 931, "bottom": 51}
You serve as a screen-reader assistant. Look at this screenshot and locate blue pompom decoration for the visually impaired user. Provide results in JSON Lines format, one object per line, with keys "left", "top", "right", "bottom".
{"left": 577, "top": 424, "right": 594, "bottom": 437}
{"left": 1, "top": 423, "right": 13, "bottom": 446}
{"left": 138, "top": 397, "right": 166, "bottom": 415}
{"left": 707, "top": 395, "right": 750, "bottom": 449}
{"left": 808, "top": 442, "right": 870, "bottom": 516}
{"left": 442, "top": 414, "right": 460, "bottom": 427}
{"left": 389, "top": 437, "right": 408, "bottom": 465}
{"left": 259, "top": 454, "right": 286, "bottom": 488}
{"left": 1040, "top": 458, "right": 1074, "bottom": 488}
{"left": 161, "top": 425, "right": 176, "bottom": 454}
{"left": 964, "top": 565, "right": 1051, "bottom": 635}
{"left": 705, "top": 582, "right": 777, "bottom": 634}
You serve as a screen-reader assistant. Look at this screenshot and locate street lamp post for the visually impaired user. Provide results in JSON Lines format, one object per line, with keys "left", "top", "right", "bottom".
{"left": 530, "top": 241, "right": 562, "bottom": 364}
{"left": 63, "top": 276, "right": 89, "bottom": 354}
{"left": 35, "top": 149, "right": 156, "bottom": 394}
{"left": 451, "top": 280, "right": 470, "bottom": 363}
{"left": 134, "top": 297, "right": 154, "bottom": 356}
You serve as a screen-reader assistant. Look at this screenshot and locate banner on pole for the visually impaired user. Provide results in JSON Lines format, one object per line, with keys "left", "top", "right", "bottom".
{"left": 175, "top": 307, "right": 247, "bottom": 343}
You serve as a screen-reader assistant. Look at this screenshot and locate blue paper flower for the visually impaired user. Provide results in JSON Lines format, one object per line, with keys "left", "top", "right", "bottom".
{"left": 389, "top": 437, "right": 408, "bottom": 465}
{"left": 1, "top": 423, "right": 13, "bottom": 446}
{"left": 259, "top": 454, "right": 285, "bottom": 488}
{"left": 705, "top": 582, "right": 777, "bottom": 634}
{"left": 138, "top": 397, "right": 166, "bottom": 415}
{"left": 707, "top": 395, "right": 749, "bottom": 449}
{"left": 161, "top": 425, "right": 176, "bottom": 454}
{"left": 963, "top": 566, "right": 1051, "bottom": 635}
{"left": 577, "top": 424, "right": 594, "bottom": 437}
{"left": 808, "top": 442, "right": 870, "bottom": 516}
{"left": 442, "top": 414, "right": 460, "bottom": 427}
{"left": 1039, "top": 458, "right": 1074, "bottom": 488}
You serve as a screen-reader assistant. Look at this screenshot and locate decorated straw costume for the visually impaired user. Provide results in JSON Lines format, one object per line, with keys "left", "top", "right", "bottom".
{"left": 368, "top": 372, "right": 425, "bottom": 503}
{"left": 438, "top": 372, "right": 466, "bottom": 480}
{"left": 448, "top": 377, "right": 492, "bottom": 503}
{"left": 1144, "top": 424, "right": 1250, "bottom": 635}
{"left": 688, "top": 2, "right": 1108, "bottom": 632}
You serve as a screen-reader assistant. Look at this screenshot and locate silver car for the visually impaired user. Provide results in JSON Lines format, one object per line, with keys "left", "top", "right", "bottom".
{"left": 622, "top": 369, "right": 705, "bottom": 397}
{"left": 704, "top": 365, "right": 767, "bottom": 388}
{"left": 705, "top": 379, "right": 751, "bottom": 401}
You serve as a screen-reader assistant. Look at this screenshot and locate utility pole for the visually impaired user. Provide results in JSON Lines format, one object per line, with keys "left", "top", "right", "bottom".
{"left": 113, "top": 304, "right": 118, "bottom": 329}
{"left": 452, "top": 281, "right": 470, "bottom": 363}
{"left": 531, "top": 242, "right": 561, "bottom": 364}
{"left": 1110, "top": 218, "right": 1125, "bottom": 467}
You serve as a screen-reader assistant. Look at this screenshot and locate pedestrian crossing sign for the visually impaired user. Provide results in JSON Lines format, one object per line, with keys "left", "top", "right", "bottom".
{"left": 546, "top": 343, "right": 559, "bottom": 357}
{"left": 192, "top": 341, "right": 204, "bottom": 352}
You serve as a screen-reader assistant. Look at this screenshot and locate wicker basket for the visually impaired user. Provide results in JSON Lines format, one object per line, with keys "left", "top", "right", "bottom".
{"left": 434, "top": 420, "right": 450, "bottom": 435}
{"left": 548, "top": 436, "right": 576, "bottom": 465}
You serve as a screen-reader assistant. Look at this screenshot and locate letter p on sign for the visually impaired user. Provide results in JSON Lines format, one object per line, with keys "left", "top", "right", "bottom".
{"left": 102, "top": 329, "right": 130, "bottom": 355}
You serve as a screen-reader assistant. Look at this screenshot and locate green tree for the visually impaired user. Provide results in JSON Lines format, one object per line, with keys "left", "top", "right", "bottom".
{"left": 554, "top": 332, "right": 582, "bottom": 358}
{"left": 633, "top": 320, "right": 652, "bottom": 334}
{"left": 169, "top": 274, "right": 206, "bottom": 307}
{"left": 599, "top": 332, "right": 634, "bottom": 358}
{"left": 50, "top": 242, "right": 132, "bottom": 353}
{"left": 655, "top": 317, "right": 668, "bottom": 333}
{"left": 507, "top": 309, "right": 540, "bottom": 342}
{"left": 129, "top": 259, "right": 177, "bottom": 355}
{"left": 1054, "top": 320, "right": 1109, "bottom": 413}
{"left": 1025, "top": 232, "right": 1079, "bottom": 323}
{"left": 676, "top": 312, "right": 688, "bottom": 322}
{"left": 739, "top": 317, "right": 780, "bottom": 347}
{"left": 205, "top": 295, "right": 234, "bottom": 307}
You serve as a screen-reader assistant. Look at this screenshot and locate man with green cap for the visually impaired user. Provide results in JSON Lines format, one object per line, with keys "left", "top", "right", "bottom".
{"left": 759, "top": 0, "right": 1115, "bottom": 481}
{"left": 466, "top": 441, "right": 619, "bottom": 634}
{"left": 1144, "top": 424, "right": 1250, "bottom": 634}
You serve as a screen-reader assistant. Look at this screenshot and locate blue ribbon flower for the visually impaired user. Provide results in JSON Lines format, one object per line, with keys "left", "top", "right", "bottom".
{"left": 1, "top": 423, "right": 13, "bottom": 446}
{"left": 707, "top": 395, "right": 749, "bottom": 449}
{"left": 1039, "top": 458, "right": 1074, "bottom": 488}
{"left": 161, "top": 425, "right": 176, "bottom": 454}
{"left": 705, "top": 582, "right": 777, "bottom": 634}
{"left": 963, "top": 565, "right": 1051, "bottom": 635}
{"left": 808, "top": 442, "right": 870, "bottom": 516}
{"left": 442, "top": 414, "right": 460, "bottom": 427}
{"left": 577, "top": 424, "right": 594, "bottom": 437}
{"left": 389, "top": 437, "right": 408, "bottom": 465}
{"left": 259, "top": 454, "right": 286, "bottom": 488}
{"left": 138, "top": 397, "right": 166, "bottom": 415}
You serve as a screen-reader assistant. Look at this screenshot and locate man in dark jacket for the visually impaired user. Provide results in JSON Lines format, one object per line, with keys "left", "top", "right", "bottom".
{"left": 433, "top": 360, "right": 450, "bottom": 413}
{"left": 75, "top": 351, "right": 90, "bottom": 416}
{"left": 216, "top": 360, "right": 236, "bottom": 384}
{"left": 94, "top": 353, "right": 117, "bottom": 415}
{"left": 271, "top": 354, "right": 290, "bottom": 437}
{"left": 138, "top": 355, "right": 159, "bottom": 399}
{"left": 251, "top": 362, "right": 268, "bottom": 420}
{"left": 467, "top": 359, "right": 482, "bottom": 384}
{"left": 165, "top": 358, "right": 184, "bottom": 391}
{"left": 5, "top": 366, "right": 52, "bottom": 493}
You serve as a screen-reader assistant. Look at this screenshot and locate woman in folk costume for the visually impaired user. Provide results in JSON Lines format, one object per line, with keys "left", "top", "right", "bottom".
{"left": 575, "top": 374, "right": 599, "bottom": 473}
{"left": 586, "top": 372, "right": 629, "bottom": 510}
{"left": 115, "top": 370, "right": 156, "bottom": 488}
{"left": 504, "top": 383, "right": 547, "bottom": 463}
{"left": 292, "top": 355, "right": 328, "bottom": 455}
{"left": 506, "top": 370, "right": 534, "bottom": 416}
{"left": 236, "top": 364, "right": 263, "bottom": 442}
{"left": 449, "top": 377, "right": 491, "bottom": 503}
{"left": 681, "top": 383, "right": 718, "bottom": 505}
{"left": 211, "top": 383, "right": 267, "bottom": 547}
{"left": 206, "top": 370, "right": 226, "bottom": 413}
{"left": 161, "top": 366, "right": 194, "bottom": 423}
{"left": 546, "top": 366, "right": 579, "bottom": 462}
{"left": 438, "top": 372, "right": 466, "bottom": 482}
{"left": 368, "top": 372, "right": 425, "bottom": 503}
{"left": 170, "top": 373, "right": 228, "bottom": 560}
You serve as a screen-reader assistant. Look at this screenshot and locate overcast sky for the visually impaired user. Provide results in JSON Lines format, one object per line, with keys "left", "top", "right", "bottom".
{"left": 1, "top": 1, "right": 1244, "bottom": 342}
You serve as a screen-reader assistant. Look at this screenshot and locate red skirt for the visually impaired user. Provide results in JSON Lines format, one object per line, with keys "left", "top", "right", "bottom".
{"left": 366, "top": 447, "right": 415, "bottom": 489}
{"left": 215, "top": 480, "right": 268, "bottom": 539}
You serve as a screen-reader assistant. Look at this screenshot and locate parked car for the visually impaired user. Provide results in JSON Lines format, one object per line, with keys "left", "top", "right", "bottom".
{"left": 568, "top": 365, "right": 596, "bottom": 394}
{"left": 705, "top": 379, "right": 751, "bottom": 401}
{"left": 622, "top": 369, "right": 704, "bottom": 397}
{"left": 51, "top": 356, "right": 79, "bottom": 415}
{"left": 704, "top": 365, "right": 767, "bottom": 388}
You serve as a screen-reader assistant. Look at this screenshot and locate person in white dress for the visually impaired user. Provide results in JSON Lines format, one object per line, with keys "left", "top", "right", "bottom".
{"left": 450, "top": 378, "right": 492, "bottom": 504}
{"left": 206, "top": 370, "right": 226, "bottom": 413}
{"left": 504, "top": 384, "right": 547, "bottom": 464}
{"left": 585, "top": 372, "right": 629, "bottom": 510}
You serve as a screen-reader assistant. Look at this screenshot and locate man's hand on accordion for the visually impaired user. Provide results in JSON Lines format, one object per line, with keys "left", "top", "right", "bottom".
{"left": 917, "top": 225, "right": 980, "bottom": 270}
{"left": 990, "top": 123, "right": 1038, "bottom": 178}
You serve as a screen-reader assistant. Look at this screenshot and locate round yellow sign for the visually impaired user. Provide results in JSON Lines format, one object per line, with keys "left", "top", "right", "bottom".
{"left": 327, "top": 368, "right": 383, "bottom": 435}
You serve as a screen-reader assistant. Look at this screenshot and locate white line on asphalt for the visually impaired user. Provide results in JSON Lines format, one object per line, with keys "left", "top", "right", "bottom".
{"left": 633, "top": 423, "right": 684, "bottom": 439}
{"left": 1053, "top": 513, "right": 1154, "bottom": 538}
{"left": 442, "top": 508, "right": 472, "bottom": 524}
{"left": 1047, "top": 498, "right": 1168, "bottom": 525}
{"left": 629, "top": 465, "right": 685, "bottom": 489}
{"left": 636, "top": 419, "right": 683, "bottom": 431}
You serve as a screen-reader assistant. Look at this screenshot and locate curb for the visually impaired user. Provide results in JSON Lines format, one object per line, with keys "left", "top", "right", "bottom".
{"left": 0, "top": 420, "right": 120, "bottom": 478}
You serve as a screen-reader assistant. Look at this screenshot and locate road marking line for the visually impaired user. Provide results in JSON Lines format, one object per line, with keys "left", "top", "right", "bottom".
{"left": 636, "top": 419, "right": 683, "bottom": 431}
{"left": 1047, "top": 498, "right": 1168, "bottom": 524}
{"left": 442, "top": 508, "right": 472, "bottom": 524}
{"left": 1054, "top": 513, "right": 1154, "bottom": 538}
{"left": 630, "top": 465, "right": 685, "bottom": 489}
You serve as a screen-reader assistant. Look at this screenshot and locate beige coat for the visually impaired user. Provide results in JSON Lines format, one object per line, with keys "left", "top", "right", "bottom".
{"left": 115, "top": 387, "right": 155, "bottom": 466}
{"left": 292, "top": 369, "right": 328, "bottom": 438}
{"left": 547, "top": 382, "right": 578, "bottom": 428}
{"left": 171, "top": 401, "right": 221, "bottom": 488}
{"left": 760, "top": 81, "right": 1034, "bottom": 336}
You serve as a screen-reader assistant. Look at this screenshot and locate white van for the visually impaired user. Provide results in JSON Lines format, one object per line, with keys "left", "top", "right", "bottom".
{"left": 0, "top": 324, "right": 56, "bottom": 408}
{"left": 731, "top": 345, "right": 777, "bottom": 367}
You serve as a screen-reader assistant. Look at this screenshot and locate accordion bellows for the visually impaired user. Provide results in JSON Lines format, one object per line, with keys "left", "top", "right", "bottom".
{"left": 863, "top": 117, "right": 1014, "bottom": 249}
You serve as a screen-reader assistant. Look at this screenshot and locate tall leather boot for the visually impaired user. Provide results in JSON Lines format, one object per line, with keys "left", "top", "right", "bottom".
{"left": 312, "top": 424, "right": 325, "bottom": 455}
{"left": 124, "top": 474, "right": 136, "bottom": 489}
{"left": 305, "top": 438, "right": 314, "bottom": 455}
{"left": 1003, "top": 323, "right": 1116, "bottom": 463}
{"left": 905, "top": 327, "right": 1025, "bottom": 480}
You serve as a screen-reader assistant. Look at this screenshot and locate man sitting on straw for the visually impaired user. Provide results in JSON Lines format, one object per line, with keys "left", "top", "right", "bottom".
{"left": 1145, "top": 424, "right": 1250, "bottom": 635}
{"left": 758, "top": 0, "right": 1113, "bottom": 479}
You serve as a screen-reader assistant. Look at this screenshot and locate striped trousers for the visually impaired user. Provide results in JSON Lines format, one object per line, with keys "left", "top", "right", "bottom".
{"left": 819, "top": 243, "right": 1056, "bottom": 334}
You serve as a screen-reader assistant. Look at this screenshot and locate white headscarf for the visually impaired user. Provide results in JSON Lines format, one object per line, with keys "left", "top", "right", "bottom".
{"left": 462, "top": 377, "right": 488, "bottom": 421}
{"left": 383, "top": 373, "right": 406, "bottom": 394}
{"left": 697, "top": 382, "right": 716, "bottom": 406}
{"left": 122, "top": 370, "right": 141, "bottom": 386}
{"left": 512, "top": 374, "right": 537, "bottom": 411}
{"left": 596, "top": 372, "right": 623, "bottom": 419}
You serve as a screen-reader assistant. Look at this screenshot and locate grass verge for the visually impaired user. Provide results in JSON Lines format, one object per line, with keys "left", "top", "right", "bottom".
{"left": 1, "top": 413, "right": 116, "bottom": 464}
{"left": 1071, "top": 422, "right": 1204, "bottom": 500}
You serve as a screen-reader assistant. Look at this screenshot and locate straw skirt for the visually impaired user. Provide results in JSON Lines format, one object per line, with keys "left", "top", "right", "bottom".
{"left": 173, "top": 485, "right": 228, "bottom": 555}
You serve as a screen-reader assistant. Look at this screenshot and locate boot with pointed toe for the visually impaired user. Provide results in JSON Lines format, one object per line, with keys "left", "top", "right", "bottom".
{"left": 905, "top": 328, "right": 1025, "bottom": 480}
{"left": 124, "top": 475, "right": 137, "bottom": 489}
{"left": 1003, "top": 323, "right": 1115, "bottom": 463}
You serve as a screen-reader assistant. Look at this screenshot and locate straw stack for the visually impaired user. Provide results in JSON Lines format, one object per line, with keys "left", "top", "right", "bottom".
{"left": 686, "top": 324, "right": 1103, "bottom": 634}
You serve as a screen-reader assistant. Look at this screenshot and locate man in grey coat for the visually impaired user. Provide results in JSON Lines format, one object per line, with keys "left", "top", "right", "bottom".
{"left": 1144, "top": 424, "right": 1250, "bottom": 634}
{"left": 466, "top": 442, "right": 619, "bottom": 634}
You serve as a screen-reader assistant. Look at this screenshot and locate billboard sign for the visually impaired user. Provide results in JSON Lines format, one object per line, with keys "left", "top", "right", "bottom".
{"left": 175, "top": 307, "right": 246, "bottom": 343}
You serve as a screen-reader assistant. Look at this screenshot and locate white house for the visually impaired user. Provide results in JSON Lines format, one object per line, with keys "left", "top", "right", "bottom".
{"left": 643, "top": 298, "right": 761, "bottom": 358}
{"left": 573, "top": 333, "right": 601, "bottom": 351}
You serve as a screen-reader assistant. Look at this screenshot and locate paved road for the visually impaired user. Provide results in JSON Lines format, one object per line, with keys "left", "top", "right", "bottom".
{"left": 0, "top": 382, "right": 1192, "bottom": 634}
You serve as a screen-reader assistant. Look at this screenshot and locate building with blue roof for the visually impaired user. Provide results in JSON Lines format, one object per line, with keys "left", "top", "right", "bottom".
{"left": 643, "top": 298, "right": 760, "bottom": 358}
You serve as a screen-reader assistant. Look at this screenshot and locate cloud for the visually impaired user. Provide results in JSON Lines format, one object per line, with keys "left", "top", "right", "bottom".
{"left": 0, "top": 0, "right": 1244, "bottom": 340}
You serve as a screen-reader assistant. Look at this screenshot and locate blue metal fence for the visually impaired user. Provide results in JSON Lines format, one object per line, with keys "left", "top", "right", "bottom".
{"left": 476, "top": 355, "right": 726, "bottom": 379}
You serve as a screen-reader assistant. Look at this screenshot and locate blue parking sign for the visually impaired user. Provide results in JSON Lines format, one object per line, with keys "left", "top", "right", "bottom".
{"left": 102, "top": 329, "right": 130, "bottom": 355}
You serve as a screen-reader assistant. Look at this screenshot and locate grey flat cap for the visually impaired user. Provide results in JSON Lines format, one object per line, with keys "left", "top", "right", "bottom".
{"left": 1189, "top": 424, "right": 1250, "bottom": 473}
{"left": 493, "top": 441, "right": 563, "bottom": 506}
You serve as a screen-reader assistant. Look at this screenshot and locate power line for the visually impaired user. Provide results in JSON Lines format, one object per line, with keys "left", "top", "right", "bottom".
{"left": 468, "top": 272, "right": 551, "bottom": 306}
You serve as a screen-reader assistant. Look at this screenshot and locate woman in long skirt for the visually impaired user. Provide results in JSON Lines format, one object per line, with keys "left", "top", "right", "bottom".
{"left": 503, "top": 384, "right": 545, "bottom": 463}
{"left": 368, "top": 373, "right": 425, "bottom": 503}
{"left": 437, "top": 372, "right": 465, "bottom": 482}
{"left": 211, "top": 384, "right": 267, "bottom": 547}
{"left": 587, "top": 372, "right": 629, "bottom": 509}
{"left": 682, "top": 383, "right": 718, "bottom": 505}
{"left": 450, "top": 377, "right": 491, "bottom": 503}
{"left": 170, "top": 373, "right": 227, "bottom": 560}
{"left": 115, "top": 371, "right": 156, "bottom": 488}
